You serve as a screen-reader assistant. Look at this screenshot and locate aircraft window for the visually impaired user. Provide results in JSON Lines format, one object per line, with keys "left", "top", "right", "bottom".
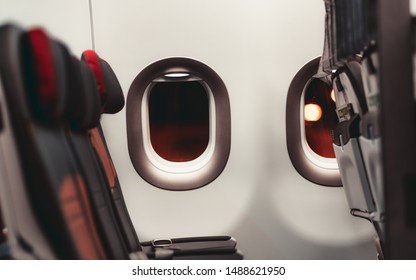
{"left": 286, "top": 57, "right": 341, "bottom": 187}
{"left": 304, "top": 79, "right": 338, "bottom": 158}
{"left": 148, "top": 81, "right": 209, "bottom": 162}
{"left": 126, "top": 58, "right": 231, "bottom": 191}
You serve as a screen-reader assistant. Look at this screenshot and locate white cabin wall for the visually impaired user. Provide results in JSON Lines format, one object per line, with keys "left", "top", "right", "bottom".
{"left": 0, "top": 0, "right": 91, "bottom": 57}
{"left": 93, "top": 0, "right": 376, "bottom": 259}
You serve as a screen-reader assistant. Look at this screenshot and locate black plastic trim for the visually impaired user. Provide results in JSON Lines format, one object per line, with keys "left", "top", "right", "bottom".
{"left": 332, "top": 114, "right": 361, "bottom": 147}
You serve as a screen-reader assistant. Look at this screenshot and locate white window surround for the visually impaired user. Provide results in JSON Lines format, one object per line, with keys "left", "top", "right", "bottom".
{"left": 299, "top": 79, "right": 339, "bottom": 170}
{"left": 141, "top": 79, "right": 216, "bottom": 174}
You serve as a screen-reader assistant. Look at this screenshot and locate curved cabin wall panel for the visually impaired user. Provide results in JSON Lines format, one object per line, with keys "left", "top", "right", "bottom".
{"left": 0, "top": 0, "right": 377, "bottom": 259}
{"left": 93, "top": 0, "right": 376, "bottom": 259}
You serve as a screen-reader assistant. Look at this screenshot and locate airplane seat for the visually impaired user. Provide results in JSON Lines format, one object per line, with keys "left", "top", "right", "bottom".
{"left": 0, "top": 207, "right": 5, "bottom": 244}
{"left": 60, "top": 46, "right": 133, "bottom": 259}
{"left": 81, "top": 50, "right": 124, "bottom": 113}
{"left": 358, "top": 47, "right": 384, "bottom": 244}
{"left": 81, "top": 50, "right": 243, "bottom": 260}
{"left": 24, "top": 29, "right": 113, "bottom": 259}
{"left": 0, "top": 24, "right": 55, "bottom": 259}
{"left": 0, "top": 206, "right": 10, "bottom": 259}
{"left": 80, "top": 50, "right": 143, "bottom": 257}
{"left": 0, "top": 23, "right": 114, "bottom": 259}
{"left": 332, "top": 60, "right": 376, "bottom": 217}
{"left": 359, "top": 47, "right": 383, "bottom": 215}
{"left": 332, "top": 56, "right": 385, "bottom": 257}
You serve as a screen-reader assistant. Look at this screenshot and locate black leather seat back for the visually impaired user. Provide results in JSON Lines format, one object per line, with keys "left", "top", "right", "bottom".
{"left": 81, "top": 50, "right": 142, "bottom": 255}
{"left": 0, "top": 24, "right": 108, "bottom": 259}
{"left": 62, "top": 48, "right": 130, "bottom": 260}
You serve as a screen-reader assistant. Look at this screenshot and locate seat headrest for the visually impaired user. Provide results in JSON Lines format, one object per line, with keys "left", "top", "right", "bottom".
{"left": 79, "top": 61, "right": 101, "bottom": 128}
{"left": 81, "top": 50, "right": 124, "bottom": 114}
{"left": 64, "top": 55, "right": 101, "bottom": 130}
{"left": 23, "top": 28, "right": 68, "bottom": 121}
{"left": 81, "top": 50, "right": 106, "bottom": 101}
{"left": 100, "top": 59, "right": 124, "bottom": 114}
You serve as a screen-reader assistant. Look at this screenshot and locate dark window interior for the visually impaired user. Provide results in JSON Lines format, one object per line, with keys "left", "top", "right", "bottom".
{"left": 149, "top": 81, "right": 209, "bottom": 162}
{"left": 304, "top": 79, "right": 338, "bottom": 158}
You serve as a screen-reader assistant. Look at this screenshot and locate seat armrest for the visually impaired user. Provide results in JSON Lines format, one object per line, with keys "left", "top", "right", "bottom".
{"left": 141, "top": 236, "right": 243, "bottom": 260}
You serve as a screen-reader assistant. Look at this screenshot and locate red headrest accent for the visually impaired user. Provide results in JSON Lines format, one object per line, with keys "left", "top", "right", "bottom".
{"left": 27, "top": 28, "right": 57, "bottom": 110}
{"left": 82, "top": 50, "right": 106, "bottom": 101}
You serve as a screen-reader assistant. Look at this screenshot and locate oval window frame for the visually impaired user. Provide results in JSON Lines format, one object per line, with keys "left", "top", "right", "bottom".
{"left": 286, "top": 57, "right": 342, "bottom": 187}
{"left": 126, "top": 57, "right": 231, "bottom": 191}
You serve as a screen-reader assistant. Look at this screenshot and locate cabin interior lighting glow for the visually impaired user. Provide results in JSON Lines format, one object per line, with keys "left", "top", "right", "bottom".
{"left": 164, "top": 72, "right": 190, "bottom": 78}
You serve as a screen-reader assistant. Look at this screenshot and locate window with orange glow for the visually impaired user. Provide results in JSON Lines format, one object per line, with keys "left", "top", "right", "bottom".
{"left": 148, "top": 81, "right": 209, "bottom": 162}
{"left": 304, "top": 79, "right": 338, "bottom": 158}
